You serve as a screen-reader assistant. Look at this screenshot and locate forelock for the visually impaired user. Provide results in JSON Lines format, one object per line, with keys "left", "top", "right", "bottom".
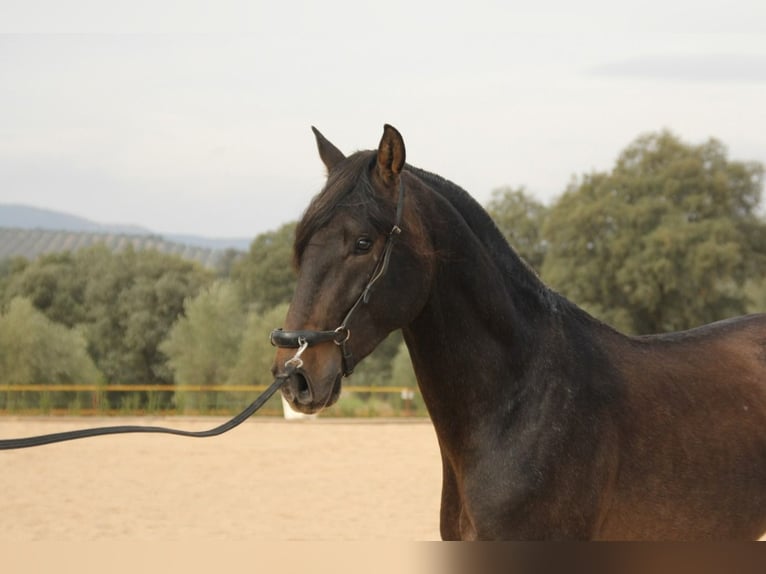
{"left": 293, "top": 151, "right": 394, "bottom": 266}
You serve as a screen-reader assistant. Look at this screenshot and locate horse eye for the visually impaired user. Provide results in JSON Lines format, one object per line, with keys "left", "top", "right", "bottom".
{"left": 354, "top": 237, "right": 373, "bottom": 254}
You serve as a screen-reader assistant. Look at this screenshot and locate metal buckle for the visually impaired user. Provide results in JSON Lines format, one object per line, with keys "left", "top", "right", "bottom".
{"left": 333, "top": 326, "right": 351, "bottom": 345}
{"left": 284, "top": 337, "right": 309, "bottom": 370}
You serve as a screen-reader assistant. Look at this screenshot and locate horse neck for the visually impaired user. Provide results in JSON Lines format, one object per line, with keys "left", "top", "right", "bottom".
{"left": 401, "top": 179, "right": 581, "bottom": 441}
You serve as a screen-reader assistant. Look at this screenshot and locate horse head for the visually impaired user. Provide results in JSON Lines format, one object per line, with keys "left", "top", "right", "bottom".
{"left": 272, "top": 125, "right": 433, "bottom": 414}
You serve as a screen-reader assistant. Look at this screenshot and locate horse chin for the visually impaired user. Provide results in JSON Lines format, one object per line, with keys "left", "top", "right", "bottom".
{"left": 282, "top": 370, "right": 342, "bottom": 415}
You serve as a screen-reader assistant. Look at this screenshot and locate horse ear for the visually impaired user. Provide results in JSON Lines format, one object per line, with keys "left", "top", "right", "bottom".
{"left": 376, "top": 124, "right": 406, "bottom": 188}
{"left": 312, "top": 126, "right": 345, "bottom": 173}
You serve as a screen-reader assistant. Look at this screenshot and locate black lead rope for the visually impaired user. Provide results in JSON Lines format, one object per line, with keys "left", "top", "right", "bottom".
{"left": 2, "top": 180, "right": 406, "bottom": 450}
{"left": 0, "top": 376, "right": 287, "bottom": 450}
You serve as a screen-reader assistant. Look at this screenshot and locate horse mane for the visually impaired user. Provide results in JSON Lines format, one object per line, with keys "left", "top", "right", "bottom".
{"left": 406, "top": 165, "right": 562, "bottom": 315}
{"left": 407, "top": 165, "right": 625, "bottom": 406}
{"left": 295, "top": 150, "right": 582, "bottom": 323}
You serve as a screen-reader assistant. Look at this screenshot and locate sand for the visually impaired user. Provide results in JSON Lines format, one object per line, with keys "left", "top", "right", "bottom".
{"left": 0, "top": 417, "right": 443, "bottom": 541}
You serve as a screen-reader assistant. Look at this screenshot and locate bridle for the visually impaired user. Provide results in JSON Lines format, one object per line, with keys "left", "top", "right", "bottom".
{"left": 270, "top": 178, "right": 405, "bottom": 376}
{"left": 0, "top": 179, "right": 405, "bottom": 450}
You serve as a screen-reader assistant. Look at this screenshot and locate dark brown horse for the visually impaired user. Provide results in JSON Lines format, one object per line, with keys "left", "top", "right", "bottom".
{"left": 271, "top": 125, "right": 766, "bottom": 540}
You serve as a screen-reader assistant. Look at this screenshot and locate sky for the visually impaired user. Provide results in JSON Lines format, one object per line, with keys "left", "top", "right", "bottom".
{"left": 1, "top": 1, "right": 765, "bottom": 240}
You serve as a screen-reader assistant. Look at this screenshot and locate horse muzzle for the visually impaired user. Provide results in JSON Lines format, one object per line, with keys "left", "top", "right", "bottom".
{"left": 271, "top": 329, "right": 346, "bottom": 413}
{"left": 279, "top": 368, "right": 342, "bottom": 414}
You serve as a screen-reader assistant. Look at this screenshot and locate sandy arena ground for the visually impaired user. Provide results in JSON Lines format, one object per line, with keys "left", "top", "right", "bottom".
{"left": 0, "top": 416, "right": 443, "bottom": 541}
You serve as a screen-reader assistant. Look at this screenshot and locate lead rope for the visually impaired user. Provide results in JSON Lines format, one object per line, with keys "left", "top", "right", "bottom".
{"left": 0, "top": 354, "right": 305, "bottom": 450}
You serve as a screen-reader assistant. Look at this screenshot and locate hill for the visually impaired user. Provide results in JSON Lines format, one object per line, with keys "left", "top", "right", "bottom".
{"left": 0, "top": 204, "right": 253, "bottom": 269}
{"left": 0, "top": 204, "right": 253, "bottom": 251}
{"left": 0, "top": 203, "right": 151, "bottom": 235}
{"left": 0, "top": 228, "right": 239, "bottom": 270}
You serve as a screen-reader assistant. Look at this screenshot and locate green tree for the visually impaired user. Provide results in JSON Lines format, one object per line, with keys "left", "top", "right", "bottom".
{"left": 349, "top": 331, "right": 404, "bottom": 388}
{"left": 0, "top": 257, "right": 29, "bottom": 305}
{"left": 161, "top": 281, "right": 247, "bottom": 412}
{"left": 390, "top": 341, "right": 417, "bottom": 389}
{"left": 0, "top": 297, "right": 102, "bottom": 385}
{"left": 82, "top": 247, "right": 212, "bottom": 387}
{"left": 2, "top": 252, "right": 89, "bottom": 327}
{"left": 232, "top": 222, "right": 297, "bottom": 312}
{"left": 486, "top": 186, "right": 549, "bottom": 271}
{"left": 161, "top": 281, "right": 247, "bottom": 387}
{"left": 542, "top": 131, "right": 766, "bottom": 334}
{"left": 745, "top": 278, "right": 766, "bottom": 313}
{"left": 228, "top": 303, "right": 291, "bottom": 386}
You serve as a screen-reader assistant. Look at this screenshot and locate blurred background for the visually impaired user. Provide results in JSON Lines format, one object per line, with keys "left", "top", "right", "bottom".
{"left": 1, "top": 1, "right": 764, "bottom": 416}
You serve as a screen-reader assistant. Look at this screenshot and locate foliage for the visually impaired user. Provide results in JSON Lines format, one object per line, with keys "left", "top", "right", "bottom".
{"left": 542, "top": 131, "right": 765, "bottom": 333}
{"left": 348, "top": 331, "right": 405, "bottom": 388}
{"left": 163, "top": 298, "right": 290, "bottom": 413}
{"left": 161, "top": 282, "right": 250, "bottom": 412}
{"left": 3, "top": 252, "right": 89, "bottom": 327}
{"left": 161, "top": 281, "right": 247, "bottom": 387}
{"left": 81, "top": 247, "right": 213, "bottom": 387}
{"left": 2, "top": 245, "right": 213, "bottom": 390}
{"left": 0, "top": 257, "right": 29, "bottom": 307}
{"left": 390, "top": 341, "right": 418, "bottom": 389}
{"left": 745, "top": 278, "right": 766, "bottom": 313}
{"left": 486, "top": 186, "right": 549, "bottom": 271}
{"left": 232, "top": 222, "right": 297, "bottom": 312}
{"left": 0, "top": 297, "right": 102, "bottom": 385}
{"left": 228, "top": 303, "right": 290, "bottom": 386}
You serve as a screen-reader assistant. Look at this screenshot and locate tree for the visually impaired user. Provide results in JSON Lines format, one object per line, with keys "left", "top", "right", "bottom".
{"left": 746, "top": 278, "right": 766, "bottom": 314}
{"left": 0, "top": 297, "right": 102, "bottom": 385}
{"left": 161, "top": 281, "right": 248, "bottom": 411}
{"left": 542, "top": 131, "right": 766, "bottom": 334}
{"left": 485, "top": 186, "right": 549, "bottom": 271}
{"left": 162, "top": 281, "right": 246, "bottom": 387}
{"left": 2, "top": 252, "right": 89, "bottom": 327}
{"left": 81, "top": 246, "right": 213, "bottom": 387}
{"left": 232, "top": 222, "right": 297, "bottom": 312}
{"left": 228, "top": 303, "right": 291, "bottom": 387}
{"left": 0, "top": 257, "right": 29, "bottom": 306}
{"left": 1, "top": 245, "right": 213, "bottom": 388}
{"left": 390, "top": 341, "right": 417, "bottom": 389}
{"left": 349, "top": 331, "right": 404, "bottom": 388}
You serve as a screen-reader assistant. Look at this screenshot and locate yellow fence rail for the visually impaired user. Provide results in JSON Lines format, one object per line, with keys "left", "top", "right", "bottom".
{"left": 0, "top": 383, "right": 423, "bottom": 417}
{"left": 0, "top": 384, "right": 415, "bottom": 394}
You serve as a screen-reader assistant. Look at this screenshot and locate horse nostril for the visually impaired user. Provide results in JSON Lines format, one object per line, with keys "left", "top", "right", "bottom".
{"left": 295, "top": 372, "right": 311, "bottom": 403}
{"left": 281, "top": 371, "right": 313, "bottom": 405}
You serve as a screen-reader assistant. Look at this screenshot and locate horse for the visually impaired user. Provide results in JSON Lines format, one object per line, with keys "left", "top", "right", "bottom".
{"left": 270, "top": 124, "right": 766, "bottom": 540}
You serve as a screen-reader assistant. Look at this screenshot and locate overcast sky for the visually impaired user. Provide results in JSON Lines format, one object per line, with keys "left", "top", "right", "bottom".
{"left": 1, "top": 1, "right": 765, "bottom": 239}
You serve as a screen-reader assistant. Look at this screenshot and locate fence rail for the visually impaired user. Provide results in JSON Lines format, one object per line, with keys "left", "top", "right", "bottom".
{"left": 0, "top": 383, "right": 424, "bottom": 417}
{"left": 0, "top": 384, "right": 415, "bottom": 393}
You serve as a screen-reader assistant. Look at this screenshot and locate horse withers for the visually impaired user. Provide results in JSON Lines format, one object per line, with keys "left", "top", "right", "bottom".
{"left": 271, "top": 124, "right": 766, "bottom": 540}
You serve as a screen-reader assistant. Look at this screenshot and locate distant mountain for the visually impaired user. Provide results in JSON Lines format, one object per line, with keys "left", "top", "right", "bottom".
{"left": 0, "top": 204, "right": 253, "bottom": 269}
{"left": 0, "top": 228, "right": 239, "bottom": 270}
{"left": 0, "top": 203, "right": 253, "bottom": 252}
{"left": 0, "top": 203, "right": 152, "bottom": 235}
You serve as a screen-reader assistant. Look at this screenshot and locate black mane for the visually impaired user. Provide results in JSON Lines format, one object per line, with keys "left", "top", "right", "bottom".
{"left": 406, "top": 165, "right": 562, "bottom": 315}
{"left": 294, "top": 151, "right": 398, "bottom": 267}
{"left": 296, "top": 152, "right": 571, "bottom": 317}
